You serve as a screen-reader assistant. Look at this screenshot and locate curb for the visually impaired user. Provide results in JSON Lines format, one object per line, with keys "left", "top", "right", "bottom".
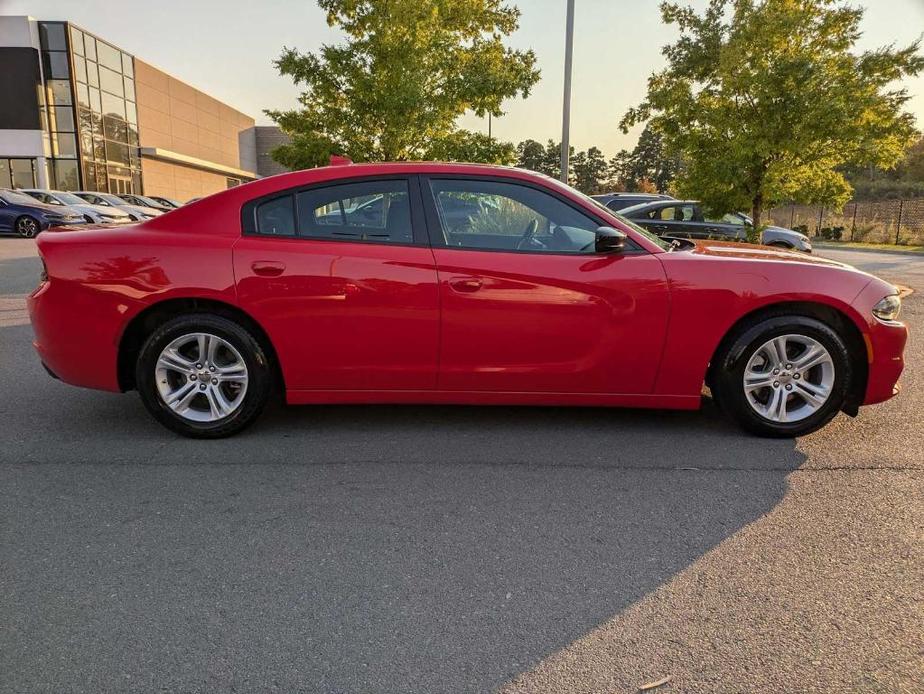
{"left": 813, "top": 242, "right": 924, "bottom": 258}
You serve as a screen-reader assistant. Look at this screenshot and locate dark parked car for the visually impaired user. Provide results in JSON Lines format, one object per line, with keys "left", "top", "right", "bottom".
{"left": 591, "top": 192, "right": 674, "bottom": 212}
{"left": 0, "top": 189, "right": 85, "bottom": 237}
{"left": 618, "top": 199, "right": 812, "bottom": 252}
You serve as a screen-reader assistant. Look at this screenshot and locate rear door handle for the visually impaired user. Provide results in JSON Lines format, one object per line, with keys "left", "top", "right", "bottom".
{"left": 251, "top": 261, "right": 286, "bottom": 277}
{"left": 448, "top": 276, "right": 483, "bottom": 293}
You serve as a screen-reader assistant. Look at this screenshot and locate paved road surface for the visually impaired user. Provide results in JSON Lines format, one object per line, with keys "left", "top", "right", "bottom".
{"left": 1, "top": 238, "right": 921, "bottom": 693}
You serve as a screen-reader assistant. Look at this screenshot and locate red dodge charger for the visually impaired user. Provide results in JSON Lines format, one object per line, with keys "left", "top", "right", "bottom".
{"left": 28, "top": 162, "right": 907, "bottom": 438}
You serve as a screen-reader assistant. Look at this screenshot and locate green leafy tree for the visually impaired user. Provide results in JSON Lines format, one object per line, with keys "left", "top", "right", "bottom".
{"left": 267, "top": 0, "right": 540, "bottom": 168}
{"left": 533, "top": 139, "right": 573, "bottom": 180}
{"left": 627, "top": 123, "right": 678, "bottom": 192}
{"left": 846, "top": 136, "right": 924, "bottom": 199}
{"left": 607, "top": 150, "right": 633, "bottom": 189}
{"left": 621, "top": 0, "right": 923, "bottom": 226}
{"left": 572, "top": 146, "right": 609, "bottom": 193}
{"left": 515, "top": 139, "right": 547, "bottom": 173}
{"left": 426, "top": 130, "right": 517, "bottom": 164}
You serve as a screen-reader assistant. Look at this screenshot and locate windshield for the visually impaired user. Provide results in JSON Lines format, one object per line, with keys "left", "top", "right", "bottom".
{"left": 0, "top": 190, "right": 43, "bottom": 205}
{"left": 93, "top": 193, "right": 126, "bottom": 205}
{"left": 53, "top": 191, "right": 86, "bottom": 205}
{"left": 121, "top": 194, "right": 158, "bottom": 206}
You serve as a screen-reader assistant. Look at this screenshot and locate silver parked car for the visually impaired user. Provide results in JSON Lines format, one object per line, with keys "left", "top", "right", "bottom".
{"left": 146, "top": 195, "right": 183, "bottom": 209}
{"left": 72, "top": 191, "right": 163, "bottom": 222}
{"left": 22, "top": 189, "right": 133, "bottom": 225}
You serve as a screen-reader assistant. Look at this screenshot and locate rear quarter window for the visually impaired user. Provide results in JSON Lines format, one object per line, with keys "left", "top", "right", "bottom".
{"left": 255, "top": 196, "right": 296, "bottom": 236}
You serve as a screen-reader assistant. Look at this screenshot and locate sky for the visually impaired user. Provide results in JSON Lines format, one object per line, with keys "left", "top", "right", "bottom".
{"left": 3, "top": 0, "right": 923, "bottom": 159}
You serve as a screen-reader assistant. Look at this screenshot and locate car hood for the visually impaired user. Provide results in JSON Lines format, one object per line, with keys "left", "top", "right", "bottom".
{"left": 56, "top": 203, "right": 125, "bottom": 218}
{"left": 81, "top": 203, "right": 131, "bottom": 218}
{"left": 11, "top": 200, "right": 72, "bottom": 215}
{"left": 763, "top": 225, "right": 804, "bottom": 238}
{"left": 682, "top": 240, "right": 848, "bottom": 268}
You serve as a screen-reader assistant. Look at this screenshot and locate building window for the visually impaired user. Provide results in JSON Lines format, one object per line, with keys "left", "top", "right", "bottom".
{"left": 43, "top": 22, "right": 143, "bottom": 194}
{"left": 39, "top": 23, "right": 67, "bottom": 51}
{"left": 51, "top": 160, "right": 80, "bottom": 191}
{"left": 0, "top": 159, "right": 38, "bottom": 189}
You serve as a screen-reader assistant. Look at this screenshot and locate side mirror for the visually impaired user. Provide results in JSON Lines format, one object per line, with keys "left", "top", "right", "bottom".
{"left": 595, "top": 226, "right": 627, "bottom": 254}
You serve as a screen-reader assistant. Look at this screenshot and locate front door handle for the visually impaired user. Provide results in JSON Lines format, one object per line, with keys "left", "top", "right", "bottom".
{"left": 448, "top": 276, "right": 483, "bottom": 293}
{"left": 251, "top": 260, "right": 286, "bottom": 277}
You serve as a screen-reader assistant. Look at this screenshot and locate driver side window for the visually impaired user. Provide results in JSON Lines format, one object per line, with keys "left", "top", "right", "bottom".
{"left": 428, "top": 179, "right": 599, "bottom": 253}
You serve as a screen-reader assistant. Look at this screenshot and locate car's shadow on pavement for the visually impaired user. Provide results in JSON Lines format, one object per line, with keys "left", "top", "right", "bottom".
{"left": 1, "top": 321, "right": 806, "bottom": 692}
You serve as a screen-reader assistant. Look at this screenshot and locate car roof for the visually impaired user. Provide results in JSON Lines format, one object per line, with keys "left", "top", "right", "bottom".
{"left": 624, "top": 199, "right": 699, "bottom": 208}
{"left": 136, "top": 161, "right": 666, "bottom": 255}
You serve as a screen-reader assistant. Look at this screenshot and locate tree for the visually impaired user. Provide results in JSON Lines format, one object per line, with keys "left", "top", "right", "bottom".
{"left": 607, "top": 150, "right": 633, "bottom": 189}
{"left": 621, "top": 0, "right": 923, "bottom": 226}
{"left": 516, "top": 139, "right": 547, "bottom": 173}
{"left": 845, "top": 136, "right": 924, "bottom": 199}
{"left": 267, "top": 0, "right": 540, "bottom": 168}
{"left": 572, "top": 146, "right": 609, "bottom": 193}
{"left": 627, "top": 123, "right": 678, "bottom": 192}
{"left": 426, "top": 130, "right": 517, "bottom": 165}
{"left": 542, "top": 139, "right": 567, "bottom": 178}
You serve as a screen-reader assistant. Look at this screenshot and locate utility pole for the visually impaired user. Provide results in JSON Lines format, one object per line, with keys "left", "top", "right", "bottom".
{"left": 560, "top": 0, "right": 575, "bottom": 184}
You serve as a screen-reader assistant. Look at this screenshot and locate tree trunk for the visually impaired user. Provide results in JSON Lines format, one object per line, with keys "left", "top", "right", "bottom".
{"left": 751, "top": 192, "right": 763, "bottom": 232}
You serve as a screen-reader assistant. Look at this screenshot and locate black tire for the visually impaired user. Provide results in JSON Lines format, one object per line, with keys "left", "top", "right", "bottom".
{"left": 766, "top": 241, "right": 793, "bottom": 249}
{"left": 712, "top": 315, "right": 852, "bottom": 438}
{"left": 135, "top": 313, "right": 272, "bottom": 438}
{"left": 15, "top": 215, "right": 41, "bottom": 238}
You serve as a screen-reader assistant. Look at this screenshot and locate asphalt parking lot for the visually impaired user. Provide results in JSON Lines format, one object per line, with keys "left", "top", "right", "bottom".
{"left": 1, "top": 238, "right": 921, "bottom": 693}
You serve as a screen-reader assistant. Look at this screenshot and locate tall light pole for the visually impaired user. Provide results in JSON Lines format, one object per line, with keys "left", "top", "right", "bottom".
{"left": 560, "top": 0, "right": 575, "bottom": 184}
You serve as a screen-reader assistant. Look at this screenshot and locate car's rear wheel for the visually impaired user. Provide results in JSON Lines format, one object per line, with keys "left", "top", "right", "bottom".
{"left": 136, "top": 314, "right": 271, "bottom": 438}
{"left": 712, "top": 316, "right": 852, "bottom": 437}
{"left": 15, "top": 215, "right": 40, "bottom": 238}
{"left": 766, "top": 241, "right": 793, "bottom": 249}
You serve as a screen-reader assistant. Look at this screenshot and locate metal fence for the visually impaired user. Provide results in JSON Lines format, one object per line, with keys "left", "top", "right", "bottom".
{"left": 769, "top": 198, "right": 924, "bottom": 245}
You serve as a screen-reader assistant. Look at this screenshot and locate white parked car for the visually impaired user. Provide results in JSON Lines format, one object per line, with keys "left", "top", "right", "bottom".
{"left": 22, "top": 189, "right": 133, "bottom": 225}
{"left": 72, "top": 191, "right": 163, "bottom": 222}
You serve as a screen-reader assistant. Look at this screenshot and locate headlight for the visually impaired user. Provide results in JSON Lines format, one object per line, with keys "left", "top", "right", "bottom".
{"left": 872, "top": 294, "right": 901, "bottom": 322}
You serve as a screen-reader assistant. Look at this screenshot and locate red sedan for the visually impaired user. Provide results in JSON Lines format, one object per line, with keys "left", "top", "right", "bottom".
{"left": 28, "top": 162, "right": 906, "bottom": 438}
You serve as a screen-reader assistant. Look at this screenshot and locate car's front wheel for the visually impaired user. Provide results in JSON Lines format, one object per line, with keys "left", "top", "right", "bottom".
{"left": 16, "top": 215, "right": 40, "bottom": 238}
{"left": 136, "top": 314, "right": 272, "bottom": 438}
{"left": 712, "top": 316, "right": 852, "bottom": 437}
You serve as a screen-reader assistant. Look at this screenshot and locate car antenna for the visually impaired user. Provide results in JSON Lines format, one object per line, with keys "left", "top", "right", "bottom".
{"left": 329, "top": 155, "right": 353, "bottom": 166}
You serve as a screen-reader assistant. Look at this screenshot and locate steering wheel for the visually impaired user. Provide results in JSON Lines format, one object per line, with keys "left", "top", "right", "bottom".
{"left": 516, "top": 219, "right": 540, "bottom": 250}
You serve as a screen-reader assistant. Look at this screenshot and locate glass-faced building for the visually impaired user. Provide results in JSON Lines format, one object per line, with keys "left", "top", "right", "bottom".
{"left": 0, "top": 15, "right": 263, "bottom": 200}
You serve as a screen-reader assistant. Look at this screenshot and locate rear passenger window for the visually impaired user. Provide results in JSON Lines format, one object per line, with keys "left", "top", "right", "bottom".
{"left": 296, "top": 180, "right": 412, "bottom": 243}
{"left": 256, "top": 196, "right": 295, "bottom": 236}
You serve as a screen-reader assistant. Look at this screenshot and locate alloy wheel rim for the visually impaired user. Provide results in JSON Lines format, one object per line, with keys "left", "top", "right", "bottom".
{"left": 742, "top": 334, "right": 835, "bottom": 423}
{"left": 18, "top": 218, "right": 38, "bottom": 238}
{"left": 155, "top": 332, "right": 249, "bottom": 423}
